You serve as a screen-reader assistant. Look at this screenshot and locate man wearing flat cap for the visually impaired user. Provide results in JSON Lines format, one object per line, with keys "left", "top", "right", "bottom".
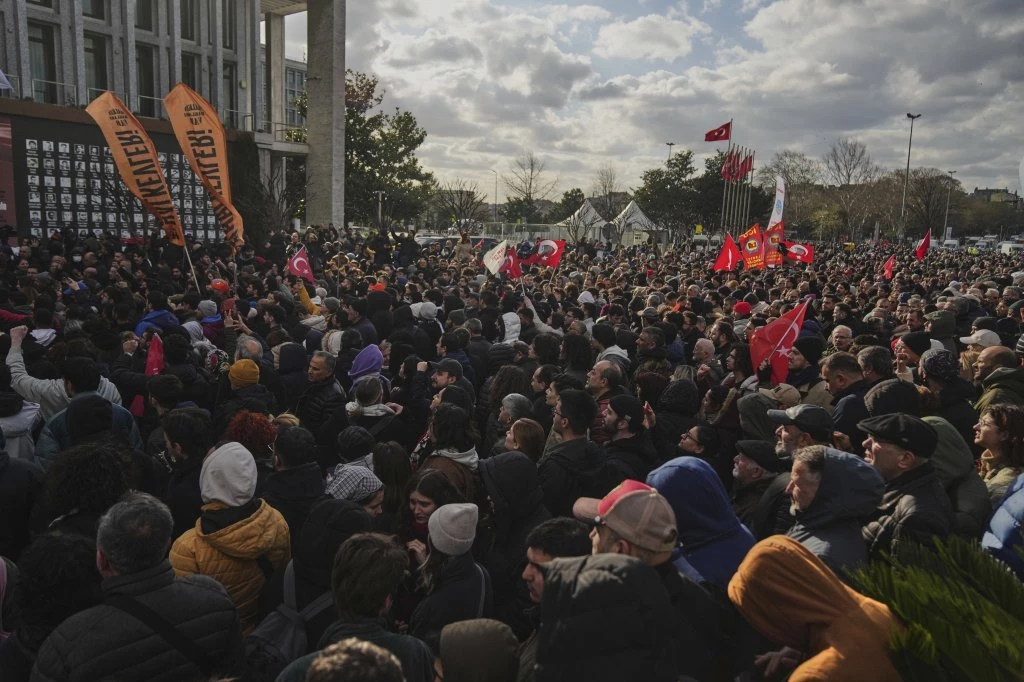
{"left": 859, "top": 414, "right": 953, "bottom": 561}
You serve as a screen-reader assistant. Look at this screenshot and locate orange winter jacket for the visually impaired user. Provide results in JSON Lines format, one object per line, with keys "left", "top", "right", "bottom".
{"left": 728, "top": 536, "right": 903, "bottom": 682}
{"left": 170, "top": 498, "right": 291, "bottom": 633}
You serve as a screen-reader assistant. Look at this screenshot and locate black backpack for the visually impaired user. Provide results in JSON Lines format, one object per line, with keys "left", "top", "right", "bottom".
{"left": 244, "top": 560, "right": 334, "bottom": 682}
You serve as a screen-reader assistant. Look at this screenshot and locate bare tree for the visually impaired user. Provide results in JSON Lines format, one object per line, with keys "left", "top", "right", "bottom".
{"left": 592, "top": 163, "right": 621, "bottom": 218}
{"left": 756, "top": 150, "right": 822, "bottom": 228}
{"left": 434, "top": 177, "right": 489, "bottom": 227}
{"left": 504, "top": 151, "right": 559, "bottom": 205}
{"left": 822, "top": 138, "right": 880, "bottom": 239}
{"left": 559, "top": 212, "right": 591, "bottom": 245}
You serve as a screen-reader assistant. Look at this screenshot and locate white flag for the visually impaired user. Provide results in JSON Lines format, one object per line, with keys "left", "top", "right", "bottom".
{"left": 483, "top": 240, "right": 509, "bottom": 275}
{"left": 767, "top": 175, "right": 786, "bottom": 229}
{"left": 0, "top": 68, "right": 11, "bottom": 91}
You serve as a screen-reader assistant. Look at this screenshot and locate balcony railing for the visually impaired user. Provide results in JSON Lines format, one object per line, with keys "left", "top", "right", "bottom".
{"left": 136, "top": 94, "right": 166, "bottom": 119}
{"left": 88, "top": 87, "right": 125, "bottom": 103}
{"left": 32, "top": 78, "right": 76, "bottom": 106}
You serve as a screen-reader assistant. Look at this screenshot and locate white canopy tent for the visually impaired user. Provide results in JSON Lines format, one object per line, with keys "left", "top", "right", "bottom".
{"left": 555, "top": 199, "right": 608, "bottom": 231}
{"left": 611, "top": 200, "right": 659, "bottom": 232}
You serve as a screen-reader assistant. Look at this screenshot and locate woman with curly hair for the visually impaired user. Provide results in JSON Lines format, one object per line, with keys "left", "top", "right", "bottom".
{"left": 223, "top": 409, "right": 278, "bottom": 490}
{"left": 973, "top": 403, "right": 1024, "bottom": 505}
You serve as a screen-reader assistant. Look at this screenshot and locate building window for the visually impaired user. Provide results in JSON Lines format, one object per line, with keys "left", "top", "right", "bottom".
{"left": 28, "top": 22, "right": 57, "bottom": 103}
{"left": 83, "top": 33, "right": 109, "bottom": 99}
{"left": 181, "top": 0, "right": 198, "bottom": 42}
{"left": 222, "top": 63, "right": 236, "bottom": 125}
{"left": 27, "top": 0, "right": 54, "bottom": 8}
{"left": 136, "top": 0, "right": 155, "bottom": 31}
{"left": 83, "top": 0, "right": 106, "bottom": 20}
{"left": 285, "top": 67, "right": 305, "bottom": 127}
{"left": 223, "top": 0, "right": 237, "bottom": 49}
{"left": 181, "top": 53, "right": 199, "bottom": 90}
{"left": 136, "top": 44, "right": 156, "bottom": 116}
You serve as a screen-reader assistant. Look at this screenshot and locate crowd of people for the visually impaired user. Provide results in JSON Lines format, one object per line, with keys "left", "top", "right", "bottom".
{"left": 1, "top": 223, "right": 1024, "bottom": 682}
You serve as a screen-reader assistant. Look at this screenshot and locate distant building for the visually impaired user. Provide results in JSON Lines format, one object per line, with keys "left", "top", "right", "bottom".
{"left": 971, "top": 188, "right": 1020, "bottom": 204}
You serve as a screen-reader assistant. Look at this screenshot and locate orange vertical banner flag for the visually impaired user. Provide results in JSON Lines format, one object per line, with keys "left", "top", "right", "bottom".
{"left": 164, "top": 83, "right": 244, "bottom": 253}
{"left": 739, "top": 223, "right": 765, "bottom": 270}
{"left": 85, "top": 92, "right": 184, "bottom": 246}
{"left": 764, "top": 222, "right": 784, "bottom": 267}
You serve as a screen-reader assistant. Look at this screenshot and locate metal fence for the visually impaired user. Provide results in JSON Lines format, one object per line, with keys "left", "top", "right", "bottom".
{"left": 32, "top": 78, "right": 76, "bottom": 105}
{"left": 136, "top": 95, "right": 166, "bottom": 119}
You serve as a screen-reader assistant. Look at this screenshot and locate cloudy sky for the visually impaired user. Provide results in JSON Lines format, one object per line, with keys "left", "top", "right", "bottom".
{"left": 277, "top": 0, "right": 1023, "bottom": 207}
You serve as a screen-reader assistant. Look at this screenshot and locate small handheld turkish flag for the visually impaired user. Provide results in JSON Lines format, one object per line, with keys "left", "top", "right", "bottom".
{"left": 915, "top": 229, "right": 931, "bottom": 262}
{"left": 749, "top": 301, "right": 809, "bottom": 384}
{"left": 704, "top": 121, "right": 732, "bottom": 142}
{"left": 882, "top": 254, "right": 896, "bottom": 280}
{"left": 525, "top": 239, "right": 566, "bottom": 269}
{"left": 287, "top": 245, "right": 315, "bottom": 284}
{"left": 712, "top": 234, "right": 742, "bottom": 272}
{"left": 130, "top": 333, "right": 165, "bottom": 417}
{"left": 782, "top": 240, "right": 814, "bottom": 264}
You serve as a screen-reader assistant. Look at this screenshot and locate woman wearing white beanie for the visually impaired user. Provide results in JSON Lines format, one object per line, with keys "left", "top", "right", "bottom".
{"left": 409, "top": 502, "right": 492, "bottom": 654}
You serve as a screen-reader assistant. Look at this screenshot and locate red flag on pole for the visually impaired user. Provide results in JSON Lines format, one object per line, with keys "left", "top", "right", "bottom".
{"left": 738, "top": 154, "right": 754, "bottom": 177}
{"left": 721, "top": 151, "right": 741, "bottom": 181}
{"left": 782, "top": 240, "right": 814, "bottom": 264}
{"left": 764, "top": 223, "right": 785, "bottom": 267}
{"left": 739, "top": 224, "right": 766, "bottom": 270}
{"left": 500, "top": 248, "right": 523, "bottom": 279}
{"left": 713, "top": 233, "right": 742, "bottom": 272}
{"left": 287, "top": 245, "right": 315, "bottom": 283}
{"left": 130, "top": 333, "right": 165, "bottom": 417}
{"left": 704, "top": 121, "right": 732, "bottom": 142}
{"left": 882, "top": 254, "right": 896, "bottom": 280}
{"left": 915, "top": 229, "right": 931, "bottom": 261}
{"left": 524, "top": 239, "right": 566, "bottom": 269}
{"left": 749, "top": 301, "right": 809, "bottom": 384}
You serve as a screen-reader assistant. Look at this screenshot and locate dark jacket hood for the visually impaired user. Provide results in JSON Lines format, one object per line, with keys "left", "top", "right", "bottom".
{"left": 982, "top": 366, "right": 1024, "bottom": 394}
{"left": 940, "top": 376, "right": 978, "bottom": 406}
{"left": 278, "top": 342, "right": 309, "bottom": 374}
{"left": 657, "top": 379, "right": 700, "bottom": 416}
{"left": 796, "top": 448, "right": 884, "bottom": 528}
{"left": 0, "top": 390, "right": 24, "bottom": 418}
{"left": 479, "top": 450, "right": 545, "bottom": 529}
{"left": 926, "top": 310, "right": 956, "bottom": 338}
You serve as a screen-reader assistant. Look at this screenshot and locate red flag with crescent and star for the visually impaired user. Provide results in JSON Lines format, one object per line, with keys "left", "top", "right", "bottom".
{"left": 704, "top": 121, "right": 732, "bottom": 142}
{"left": 749, "top": 300, "right": 809, "bottom": 384}
{"left": 882, "top": 254, "right": 896, "bottom": 280}
{"left": 287, "top": 245, "right": 315, "bottom": 284}
{"left": 500, "top": 248, "right": 523, "bottom": 279}
{"left": 915, "top": 229, "right": 931, "bottom": 262}
{"left": 713, "top": 233, "right": 742, "bottom": 272}
{"left": 782, "top": 240, "right": 814, "bottom": 264}
{"left": 524, "top": 239, "right": 566, "bottom": 269}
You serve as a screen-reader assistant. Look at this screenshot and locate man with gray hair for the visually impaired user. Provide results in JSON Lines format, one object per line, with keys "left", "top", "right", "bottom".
{"left": 298, "top": 350, "right": 347, "bottom": 442}
{"left": 231, "top": 329, "right": 285, "bottom": 408}
{"left": 31, "top": 493, "right": 243, "bottom": 681}
{"left": 857, "top": 346, "right": 894, "bottom": 388}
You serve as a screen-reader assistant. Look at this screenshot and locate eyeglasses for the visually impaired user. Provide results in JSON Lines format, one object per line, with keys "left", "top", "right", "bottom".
{"left": 977, "top": 419, "right": 999, "bottom": 429}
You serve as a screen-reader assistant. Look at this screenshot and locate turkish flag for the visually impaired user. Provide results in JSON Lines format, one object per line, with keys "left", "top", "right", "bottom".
{"left": 130, "top": 333, "right": 165, "bottom": 417}
{"left": 749, "top": 301, "right": 809, "bottom": 384}
{"left": 713, "top": 233, "right": 742, "bottom": 272}
{"left": 738, "top": 154, "right": 754, "bottom": 178}
{"left": 500, "top": 248, "right": 523, "bottom": 279}
{"left": 287, "top": 245, "right": 315, "bottom": 283}
{"left": 782, "top": 240, "right": 814, "bottom": 264}
{"left": 882, "top": 254, "right": 896, "bottom": 280}
{"left": 524, "top": 239, "right": 566, "bottom": 269}
{"left": 704, "top": 121, "right": 732, "bottom": 142}
{"left": 915, "top": 229, "right": 931, "bottom": 262}
{"left": 721, "top": 151, "right": 740, "bottom": 181}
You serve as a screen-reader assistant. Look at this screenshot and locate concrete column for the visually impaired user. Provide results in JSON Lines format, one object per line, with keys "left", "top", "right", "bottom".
{"left": 120, "top": 0, "right": 137, "bottom": 111}
{"left": 264, "top": 12, "right": 284, "bottom": 130}
{"left": 168, "top": 0, "right": 182, "bottom": 86}
{"left": 11, "top": 0, "right": 32, "bottom": 98}
{"left": 67, "top": 0, "right": 86, "bottom": 105}
{"left": 247, "top": 0, "right": 260, "bottom": 130}
{"left": 211, "top": 0, "right": 223, "bottom": 113}
{"left": 306, "top": 0, "right": 345, "bottom": 226}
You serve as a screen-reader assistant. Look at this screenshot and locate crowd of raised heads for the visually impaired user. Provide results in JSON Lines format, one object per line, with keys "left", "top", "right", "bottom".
{"left": 1, "top": 223, "right": 1024, "bottom": 681}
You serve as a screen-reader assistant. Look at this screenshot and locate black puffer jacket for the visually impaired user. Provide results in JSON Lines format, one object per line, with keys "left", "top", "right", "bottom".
{"left": 602, "top": 431, "right": 658, "bottom": 488}
{"left": 213, "top": 383, "right": 278, "bottom": 433}
{"left": 164, "top": 362, "right": 214, "bottom": 411}
{"left": 862, "top": 461, "right": 954, "bottom": 561}
{"left": 296, "top": 378, "right": 345, "bottom": 434}
{"left": 652, "top": 380, "right": 703, "bottom": 460}
{"left": 410, "top": 551, "right": 493, "bottom": 655}
{"left": 537, "top": 437, "right": 609, "bottom": 518}
{"left": 277, "top": 343, "right": 310, "bottom": 414}
{"left": 479, "top": 451, "right": 552, "bottom": 639}
{"left": 535, "top": 555, "right": 678, "bottom": 682}
{"left": 937, "top": 377, "right": 979, "bottom": 457}
{"left": 0, "top": 450, "right": 43, "bottom": 560}
{"left": 260, "top": 462, "right": 326, "bottom": 553}
{"left": 31, "top": 561, "right": 244, "bottom": 682}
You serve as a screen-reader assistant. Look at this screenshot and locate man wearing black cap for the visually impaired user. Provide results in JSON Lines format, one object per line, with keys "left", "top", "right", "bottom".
{"left": 894, "top": 331, "right": 931, "bottom": 383}
{"left": 730, "top": 440, "right": 789, "bottom": 533}
{"left": 787, "top": 337, "right": 833, "bottom": 413}
{"left": 601, "top": 395, "right": 658, "bottom": 484}
{"left": 859, "top": 414, "right": 953, "bottom": 561}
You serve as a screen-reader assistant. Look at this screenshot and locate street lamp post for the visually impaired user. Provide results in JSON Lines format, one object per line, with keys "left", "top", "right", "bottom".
{"left": 666, "top": 142, "right": 675, "bottom": 161}
{"left": 489, "top": 169, "right": 498, "bottom": 225}
{"left": 900, "top": 113, "right": 921, "bottom": 238}
{"left": 943, "top": 170, "right": 957, "bottom": 237}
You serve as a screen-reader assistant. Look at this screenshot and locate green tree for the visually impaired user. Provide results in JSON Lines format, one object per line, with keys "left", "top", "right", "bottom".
{"left": 756, "top": 150, "right": 823, "bottom": 230}
{"left": 631, "top": 150, "right": 699, "bottom": 242}
{"left": 291, "top": 70, "right": 435, "bottom": 229}
{"left": 550, "top": 188, "right": 585, "bottom": 223}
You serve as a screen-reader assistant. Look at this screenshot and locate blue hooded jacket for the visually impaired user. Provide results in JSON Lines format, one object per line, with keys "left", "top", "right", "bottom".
{"left": 646, "top": 456, "right": 755, "bottom": 590}
{"left": 982, "top": 472, "right": 1024, "bottom": 579}
{"left": 134, "top": 309, "right": 182, "bottom": 337}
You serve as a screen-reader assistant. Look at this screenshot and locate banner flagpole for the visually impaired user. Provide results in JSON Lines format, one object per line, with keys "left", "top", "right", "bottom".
{"left": 728, "top": 145, "right": 743, "bottom": 236}
{"left": 182, "top": 241, "right": 202, "bottom": 292}
{"left": 718, "top": 119, "right": 733, "bottom": 236}
{"left": 743, "top": 150, "right": 755, "bottom": 230}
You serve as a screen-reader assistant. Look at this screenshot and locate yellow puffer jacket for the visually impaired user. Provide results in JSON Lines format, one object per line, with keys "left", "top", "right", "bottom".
{"left": 169, "top": 498, "right": 291, "bottom": 633}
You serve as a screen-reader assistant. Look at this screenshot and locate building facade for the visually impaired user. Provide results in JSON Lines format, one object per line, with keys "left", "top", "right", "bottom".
{"left": 0, "top": 0, "right": 342, "bottom": 226}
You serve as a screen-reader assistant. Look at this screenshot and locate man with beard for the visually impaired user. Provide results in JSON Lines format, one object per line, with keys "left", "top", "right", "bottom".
{"left": 786, "top": 337, "right": 833, "bottom": 413}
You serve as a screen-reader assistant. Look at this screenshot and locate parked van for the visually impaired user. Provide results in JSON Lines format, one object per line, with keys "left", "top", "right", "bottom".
{"left": 942, "top": 239, "right": 959, "bottom": 249}
{"left": 1000, "top": 242, "right": 1024, "bottom": 256}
